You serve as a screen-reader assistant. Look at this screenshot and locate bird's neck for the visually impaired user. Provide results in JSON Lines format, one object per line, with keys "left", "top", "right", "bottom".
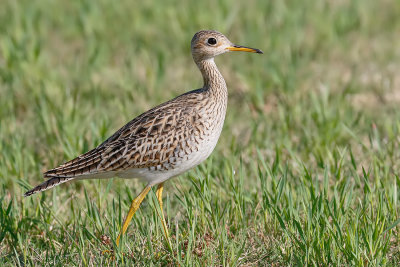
{"left": 196, "top": 58, "right": 227, "bottom": 97}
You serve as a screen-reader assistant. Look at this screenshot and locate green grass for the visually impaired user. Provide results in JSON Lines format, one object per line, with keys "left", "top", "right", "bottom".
{"left": 1, "top": 0, "right": 400, "bottom": 265}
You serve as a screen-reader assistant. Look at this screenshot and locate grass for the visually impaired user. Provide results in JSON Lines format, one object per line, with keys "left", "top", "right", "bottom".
{"left": 1, "top": 0, "right": 400, "bottom": 265}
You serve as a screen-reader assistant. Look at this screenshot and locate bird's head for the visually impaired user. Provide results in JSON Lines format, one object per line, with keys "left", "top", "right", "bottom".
{"left": 191, "top": 30, "right": 263, "bottom": 61}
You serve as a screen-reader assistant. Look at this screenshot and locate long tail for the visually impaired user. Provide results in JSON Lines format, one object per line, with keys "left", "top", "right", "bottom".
{"left": 24, "top": 176, "right": 74, "bottom": 197}
{"left": 24, "top": 146, "right": 106, "bottom": 197}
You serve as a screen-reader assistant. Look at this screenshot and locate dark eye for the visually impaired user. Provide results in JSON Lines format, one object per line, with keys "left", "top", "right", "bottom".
{"left": 207, "top": 37, "right": 217, "bottom": 45}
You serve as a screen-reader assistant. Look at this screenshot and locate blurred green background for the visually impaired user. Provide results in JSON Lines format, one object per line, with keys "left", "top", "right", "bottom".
{"left": 1, "top": 0, "right": 400, "bottom": 265}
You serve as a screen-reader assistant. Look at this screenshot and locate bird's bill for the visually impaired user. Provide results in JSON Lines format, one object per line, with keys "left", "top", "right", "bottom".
{"left": 227, "top": 45, "right": 263, "bottom": 54}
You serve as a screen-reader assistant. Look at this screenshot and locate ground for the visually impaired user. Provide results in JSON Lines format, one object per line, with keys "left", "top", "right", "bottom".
{"left": 1, "top": 0, "right": 400, "bottom": 265}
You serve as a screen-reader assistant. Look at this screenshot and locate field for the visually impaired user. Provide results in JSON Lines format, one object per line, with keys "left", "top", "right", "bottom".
{"left": 1, "top": 0, "right": 400, "bottom": 265}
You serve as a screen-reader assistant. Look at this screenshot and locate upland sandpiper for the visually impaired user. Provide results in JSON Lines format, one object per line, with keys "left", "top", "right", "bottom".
{"left": 25, "top": 30, "right": 262, "bottom": 248}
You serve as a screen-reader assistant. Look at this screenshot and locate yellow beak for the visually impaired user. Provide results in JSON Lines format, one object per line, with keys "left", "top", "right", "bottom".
{"left": 227, "top": 45, "right": 263, "bottom": 54}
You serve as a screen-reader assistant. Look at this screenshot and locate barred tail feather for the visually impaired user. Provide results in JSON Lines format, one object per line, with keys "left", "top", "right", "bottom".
{"left": 24, "top": 176, "right": 73, "bottom": 197}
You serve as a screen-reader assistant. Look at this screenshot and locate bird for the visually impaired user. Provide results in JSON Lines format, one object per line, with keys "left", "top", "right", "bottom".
{"left": 24, "top": 30, "right": 262, "bottom": 249}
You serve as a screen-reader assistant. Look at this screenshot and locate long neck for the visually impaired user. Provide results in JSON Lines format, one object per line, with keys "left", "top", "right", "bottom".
{"left": 196, "top": 58, "right": 227, "bottom": 97}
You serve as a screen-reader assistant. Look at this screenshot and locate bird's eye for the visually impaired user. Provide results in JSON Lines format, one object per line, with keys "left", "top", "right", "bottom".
{"left": 207, "top": 38, "right": 217, "bottom": 45}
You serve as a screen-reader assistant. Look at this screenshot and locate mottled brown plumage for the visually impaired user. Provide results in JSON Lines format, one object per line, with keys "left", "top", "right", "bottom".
{"left": 25, "top": 30, "right": 261, "bottom": 198}
{"left": 24, "top": 29, "right": 262, "bottom": 250}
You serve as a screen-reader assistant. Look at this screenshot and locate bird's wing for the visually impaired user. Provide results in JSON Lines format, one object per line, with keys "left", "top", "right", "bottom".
{"left": 43, "top": 89, "right": 206, "bottom": 179}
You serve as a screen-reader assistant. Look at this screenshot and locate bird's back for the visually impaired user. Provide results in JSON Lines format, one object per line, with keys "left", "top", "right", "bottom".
{"left": 24, "top": 86, "right": 227, "bottom": 196}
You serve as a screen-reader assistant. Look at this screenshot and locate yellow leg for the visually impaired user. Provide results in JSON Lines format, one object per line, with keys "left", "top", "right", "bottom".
{"left": 155, "top": 183, "right": 172, "bottom": 249}
{"left": 116, "top": 185, "right": 152, "bottom": 246}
